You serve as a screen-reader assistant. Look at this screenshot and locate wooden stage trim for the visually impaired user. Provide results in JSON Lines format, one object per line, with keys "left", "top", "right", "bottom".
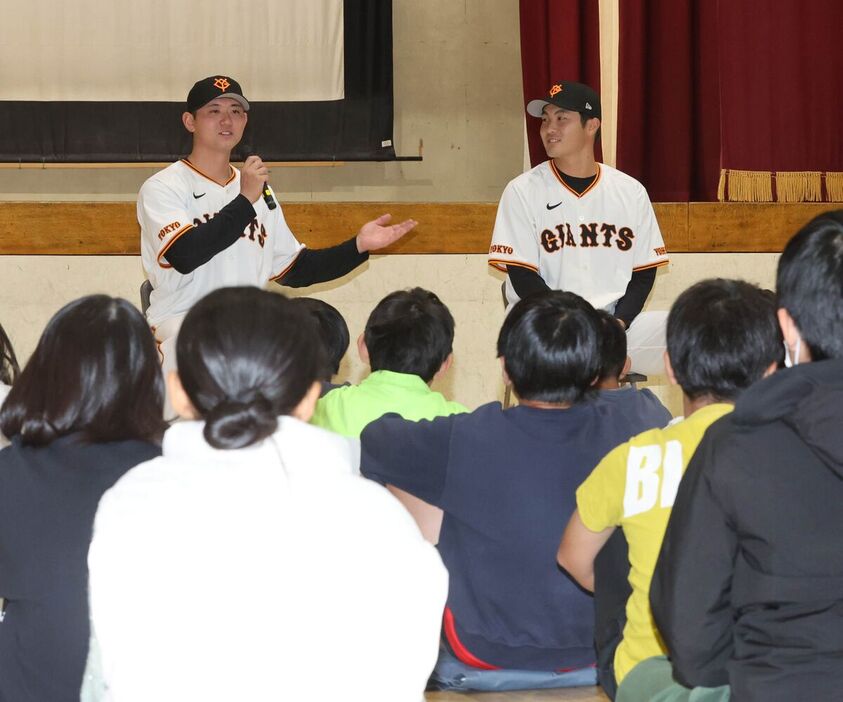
{"left": 0, "top": 202, "right": 836, "bottom": 256}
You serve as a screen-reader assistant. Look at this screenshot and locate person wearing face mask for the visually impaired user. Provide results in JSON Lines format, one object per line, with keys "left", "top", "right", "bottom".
{"left": 630, "top": 211, "right": 843, "bottom": 702}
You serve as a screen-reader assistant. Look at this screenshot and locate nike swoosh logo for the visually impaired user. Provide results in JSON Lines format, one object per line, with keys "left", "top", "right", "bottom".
{"left": 193, "top": 192, "right": 205, "bottom": 199}
{"left": 546, "top": 201, "right": 563, "bottom": 210}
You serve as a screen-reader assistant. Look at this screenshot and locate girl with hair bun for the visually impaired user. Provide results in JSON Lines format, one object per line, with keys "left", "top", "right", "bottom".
{"left": 0, "top": 296, "right": 164, "bottom": 702}
{"left": 87, "top": 286, "right": 447, "bottom": 702}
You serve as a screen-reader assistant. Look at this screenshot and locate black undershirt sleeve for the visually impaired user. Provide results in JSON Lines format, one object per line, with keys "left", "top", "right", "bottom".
{"left": 507, "top": 265, "right": 551, "bottom": 299}
{"left": 277, "top": 236, "right": 369, "bottom": 288}
{"left": 162, "top": 194, "right": 256, "bottom": 274}
{"left": 614, "top": 267, "right": 657, "bottom": 328}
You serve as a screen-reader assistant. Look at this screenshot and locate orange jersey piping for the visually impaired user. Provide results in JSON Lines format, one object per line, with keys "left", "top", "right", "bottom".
{"left": 180, "top": 159, "right": 237, "bottom": 187}
{"left": 549, "top": 160, "right": 602, "bottom": 198}
{"left": 488, "top": 259, "right": 539, "bottom": 274}
{"left": 269, "top": 249, "right": 304, "bottom": 282}
{"left": 632, "top": 258, "right": 670, "bottom": 272}
{"left": 156, "top": 223, "right": 195, "bottom": 269}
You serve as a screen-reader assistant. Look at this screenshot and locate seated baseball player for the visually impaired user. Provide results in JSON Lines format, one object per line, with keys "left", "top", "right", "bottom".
{"left": 288, "top": 297, "right": 351, "bottom": 396}
{"left": 311, "top": 287, "right": 467, "bottom": 543}
{"left": 139, "top": 75, "right": 418, "bottom": 379}
{"left": 644, "top": 213, "right": 843, "bottom": 702}
{"left": 488, "top": 80, "right": 669, "bottom": 377}
{"left": 359, "top": 290, "right": 674, "bottom": 692}
{"left": 556, "top": 279, "right": 782, "bottom": 700}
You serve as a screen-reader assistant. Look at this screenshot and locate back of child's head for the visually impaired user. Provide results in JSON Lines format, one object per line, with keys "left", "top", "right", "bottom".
{"left": 363, "top": 287, "right": 454, "bottom": 383}
{"left": 667, "top": 278, "right": 782, "bottom": 402}
{"left": 0, "top": 295, "right": 165, "bottom": 445}
{"left": 776, "top": 210, "right": 843, "bottom": 360}
{"left": 290, "top": 297, "right": 349, "bottom": 380}
{"left": 496, "top": 290, "right": 601, "bottom": 404}
{"left": 176, "top": 287, "right": 324, "bottom": 450}
{"left": 0, "top": 322, "right": 18, "bottom": 387}
{"left": 594, "top": 309, "right": 628, "bottom": 383}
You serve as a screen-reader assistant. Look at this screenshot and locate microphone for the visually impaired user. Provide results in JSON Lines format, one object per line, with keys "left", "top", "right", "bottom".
{"left": 262, "top": 182, "right": 277, "bottom": 211}
{"left": 241, "top": 145, "right": 277, "bottom": 211}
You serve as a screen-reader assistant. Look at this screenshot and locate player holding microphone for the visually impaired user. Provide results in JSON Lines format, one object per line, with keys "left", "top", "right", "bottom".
{"left": 139, "top": 75, "right": 417, "bottom": 375}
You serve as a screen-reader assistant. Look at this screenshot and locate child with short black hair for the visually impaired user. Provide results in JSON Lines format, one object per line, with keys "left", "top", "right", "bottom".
{"left": 289, "top": 297, "right": 350, "bottom": 395}
{"left": 311, "top": 287, "right": 466, "bottom": 437}
{"left": 360, "top": 290, "right": 673, "bottom": 692}
{"left": 593, "top": 309, "right": 671, "bottom": 423}
{"left": 558, "top": 278, "right": 782, "bottom": 699}
{"left": 589, "top": 309, "right": 672, "bottom": 698}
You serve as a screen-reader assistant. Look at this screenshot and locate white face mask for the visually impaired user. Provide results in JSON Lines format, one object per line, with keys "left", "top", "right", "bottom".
{"left": 784, "top": 336, "right": 802, "bottom": 368}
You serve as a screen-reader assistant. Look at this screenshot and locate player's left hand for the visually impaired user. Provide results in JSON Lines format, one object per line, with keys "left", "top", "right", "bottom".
{"left": 356, "top": 214, "right": 418, "bottom": 253}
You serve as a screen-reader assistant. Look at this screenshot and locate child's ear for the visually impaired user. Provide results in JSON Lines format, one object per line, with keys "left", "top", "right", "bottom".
{"left": 621, "top": 356, "right": 632, "bottom": 380}
{"left": 663, "top": 351, "right": 678, "bottom": 386}
{"left": 356, "top": 333, "right": 369, "bottom": 365}
{"left": 167, "top": 371, "right": 198, "bottom": 420}
{"left": 433, "top": 352, "right": 454, "bottom": 381}
{"left": 499, "top": 356, "right": 512, "bottom": 387}
{"left": 292, "top": 381, "right": 322, "bottom": 422}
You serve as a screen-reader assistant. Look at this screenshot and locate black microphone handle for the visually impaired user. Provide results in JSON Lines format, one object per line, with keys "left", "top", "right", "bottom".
{"left": 262, "top": 182, "right": 277, "bottom": 210}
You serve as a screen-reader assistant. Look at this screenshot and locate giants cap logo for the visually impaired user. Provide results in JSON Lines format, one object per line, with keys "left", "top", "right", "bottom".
{"left": 549, "top": 83, "right": 563, "bottom": 97}
{"left": 214, "top": 77, "right": 231, "bottom": 91}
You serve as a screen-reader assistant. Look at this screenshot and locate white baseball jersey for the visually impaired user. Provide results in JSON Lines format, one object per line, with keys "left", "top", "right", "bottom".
{"left": 489, "top": 161, "right": 669, "bottom": 310}
{"left": 139, "top": 159, "right": 304, "bottom": 329}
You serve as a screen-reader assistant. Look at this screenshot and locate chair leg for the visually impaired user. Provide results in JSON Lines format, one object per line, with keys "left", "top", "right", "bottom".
{"left": 503, "top": 384, "right": 512, "bottom": 409}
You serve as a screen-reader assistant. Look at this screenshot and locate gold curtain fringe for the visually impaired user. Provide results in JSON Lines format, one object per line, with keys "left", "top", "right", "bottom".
{"left": 776, "top": 171, "right": 823, "bottom": 202}
{"left": 717, "top": 170, "right": 727, "bottom": 202}
{"left": 720, "top": 170, "right": 843, "bottom": 202}
{"left": 826, "top": 172, "right": 843, "bottom": 202}
{"left": 722, "top": 169, "right": 773, "bottom": 202}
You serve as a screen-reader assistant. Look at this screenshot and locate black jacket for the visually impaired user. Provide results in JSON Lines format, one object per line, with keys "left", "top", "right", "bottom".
{"left": 651, "top": 359, "right": 843, "bottom": 702}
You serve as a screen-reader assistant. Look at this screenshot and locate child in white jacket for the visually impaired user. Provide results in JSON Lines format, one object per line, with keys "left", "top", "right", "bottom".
{"left": 86, "top": 286, "right": 448, "bottom": 702}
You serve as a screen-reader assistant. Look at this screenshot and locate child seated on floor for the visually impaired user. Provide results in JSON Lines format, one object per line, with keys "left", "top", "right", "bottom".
{"left": 85, "top": 287, "right": 447, "bottom": 702}
{"left": 311, "top": 287, "right": 468, "bottom": 542}
{"left": 557, "top": 279, "right": 782, "bottom": 700}
{"left": 311, "top": 287, "right": 467, "bottom": 436}
{"left": 589, "top": 309, "right": 672, "bottom": 698}
{"left": 289, "top": 296, "right": 350, "bottom": 396}
{"left": 360, "top": 290, "right": 675, "bottom": 693}
{"left": 593, "top": 309, "right": 672, "bottom": 424}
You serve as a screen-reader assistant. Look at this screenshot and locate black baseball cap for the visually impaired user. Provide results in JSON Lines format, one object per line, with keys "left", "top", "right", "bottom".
{"left": 186, "top": 76, "right": 250, "bottom": 113}
{"left": 526, "top": 81, "right": 601, "bottom": 120}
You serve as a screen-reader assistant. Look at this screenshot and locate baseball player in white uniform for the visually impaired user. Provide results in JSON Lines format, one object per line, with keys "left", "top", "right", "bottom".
{"left": 140, "top": 76, "right": 417, "bottom": 383}
{"left": 489, "top": 81, "right": 669, "bottom": 376}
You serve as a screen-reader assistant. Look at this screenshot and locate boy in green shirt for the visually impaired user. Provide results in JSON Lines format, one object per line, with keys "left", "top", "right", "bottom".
{"left": 311, "top": 288, "right": 467, "bottom": 541}
{"left": 311, "top": 287, "right": 466, "bottom": 437}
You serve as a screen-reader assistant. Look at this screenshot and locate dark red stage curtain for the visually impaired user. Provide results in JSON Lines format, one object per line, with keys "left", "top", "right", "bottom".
{"left": 616, "top": 0, "right": 843, "bottom": 202}
{"left": 519, "top": 0, "right": 602, "bottom": 168}
{"left": 615, "top": 1, "right": 720, "bottom": 201}
{"left": 717, "top": 0, "right": 843, "bottom": 201}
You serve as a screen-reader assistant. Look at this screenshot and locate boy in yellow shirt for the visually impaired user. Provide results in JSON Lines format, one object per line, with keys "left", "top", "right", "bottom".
{"left": 556, "top": 278, "right": 782, "bottom": 700}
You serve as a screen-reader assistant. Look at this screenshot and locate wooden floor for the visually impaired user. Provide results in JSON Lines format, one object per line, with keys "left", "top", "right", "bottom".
{"left": 426, "top": 687, "right": 609, "bottom": 701}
